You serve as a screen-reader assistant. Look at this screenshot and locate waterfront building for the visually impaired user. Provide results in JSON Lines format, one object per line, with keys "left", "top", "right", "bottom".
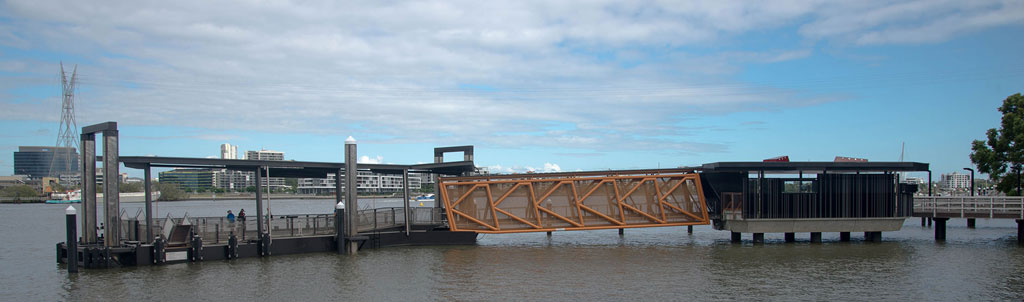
{"left": 0, "top": 175, "right": 27, "bottom": 191}
{"left": 297, "top": 172, "right": 425, "bottom": 194}
{"left": 940, "top": 172, "right": 971, "bottom": 190}
{"left": 13, "top": 146, "right": 79, "bottom": 180}
{"left": 246, "top": 149, "right": 284, "bottom": 161}
{"left": 212, "top": 169, "right": 255, "bottom": 190}
{"left": 246, "top": 149, "right": 286, "bottom": 189}
{"left": 159, "top": 169, "right": 214, "bottom": 191}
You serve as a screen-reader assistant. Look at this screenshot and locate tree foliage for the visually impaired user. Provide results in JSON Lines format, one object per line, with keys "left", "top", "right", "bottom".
{"left": 120, "top": 182, "right": 143, "bottom": 193}
{"left": 0, "top": 185, "right": 40, "bottom": 198}
{"left": 156, "top": 182, "right": 188, "bottom": 201}
{"left": 970, "top": 93, "right": 1024, "bottom": 196}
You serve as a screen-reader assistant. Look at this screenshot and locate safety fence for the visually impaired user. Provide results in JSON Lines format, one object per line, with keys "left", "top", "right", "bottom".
{"left": 914, "top": 196, "right": 1024, "bottom": 219}
{"left": 119, "top": 207, "right": 446, "bottom": 245}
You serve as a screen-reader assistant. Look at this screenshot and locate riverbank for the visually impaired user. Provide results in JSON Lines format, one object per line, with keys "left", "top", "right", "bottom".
{"left": 0, "top": 197, "right": 45, "bottom": 204}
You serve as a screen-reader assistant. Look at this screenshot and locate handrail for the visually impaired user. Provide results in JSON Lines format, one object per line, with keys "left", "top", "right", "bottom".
{"left": 914, "top": 196, "right": 1024, "bottom": 219}
{"left": 119, "top": 207, "right": 447, "bottom": 244}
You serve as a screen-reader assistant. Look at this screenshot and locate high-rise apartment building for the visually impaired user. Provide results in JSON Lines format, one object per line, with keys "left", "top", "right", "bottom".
{"left": 246, "top": 150, "right": 284, "bottom": 161}
{"left": 246, "top": 149, "right": 286, "bottom": 189}
{"left": 940, "top": 172, "right": 971, "bottom": 190}
{"left": 297, "top": 172, "right": 425, "bottom": 194}
{"left": 220, "top": 143, "right": 238, "bottom": 159}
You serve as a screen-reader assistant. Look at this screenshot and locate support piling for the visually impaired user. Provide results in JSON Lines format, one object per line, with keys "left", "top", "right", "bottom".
{"left": 934, "top": 218, "right": 948, "bottom": 241}
{"left": 65, "top": 206, "right": 78, "bottom": 273}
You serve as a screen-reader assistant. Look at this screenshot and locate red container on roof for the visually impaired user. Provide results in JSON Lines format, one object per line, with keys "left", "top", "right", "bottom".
{"left": 763, "top": 156, "right": 789, "bottom": 162}
{"left": 834, "top": 156, "right": 868, "bottom": 162}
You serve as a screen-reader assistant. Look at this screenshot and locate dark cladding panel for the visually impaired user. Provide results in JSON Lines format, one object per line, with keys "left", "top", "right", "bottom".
{"left": 699, "top": 172, "right": 746, "bottom": 217}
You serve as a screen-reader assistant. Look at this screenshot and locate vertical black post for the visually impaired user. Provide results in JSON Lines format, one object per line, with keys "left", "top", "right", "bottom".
{"left": 144, "top": 164, "right": 153, "bottom": 243}
{"left": 967, "top": 219, "right": 976, "bottom": 228}
{"left": 731, "top": 232, "right": 741, "bottom": 242}
{"left": 921, "top": 217, "right": 926, "bottom": 226}
{"left": 1017, "top": 219, "right": 1023, "bottom": 245}
{"left": 810, "top": 232, "right": 822, "bottom": 243}
{"left": 784, "top": 233, "right": 795, "bottom": 243}
{"left": 934, "top": 217, "right": 948, "bottom": 241}
{"left": 546, "top": 231, "right": 552, "bottom": 237}
{"left": 687, "top": 225, "right": 693, "bottom": 234}
{"left": 403, "top": 169, "right": 411, "bottom": 236}
{"left": 345, "top": 137, "right": 358, "bottom": 255}
{"left": 752, "top": 233, "right": 764, "bottom": 243}
{"left": 335, "top": 202, "right": 346, "bottom": 254}
{"left": 227, "top": 232, "right": 238, "bottom": 259}
{"left": 66, "top": 206, "right": 78, "bottom": 273}
{"left": 618, "top": 228, "right": 624, "bottom": 236}
{"left": 839, "top": 232, "right": 851, "bottom": 242}
{"left": 255, "top": 166, "right": 264, "bottom": 255}
{"left": 928, "top": 170, "right": 933, "bottom": 196}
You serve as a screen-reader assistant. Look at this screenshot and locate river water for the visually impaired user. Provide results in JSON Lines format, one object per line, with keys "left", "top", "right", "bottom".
{"left": 2, "top": 199, "right": 1023, "bottom": 301}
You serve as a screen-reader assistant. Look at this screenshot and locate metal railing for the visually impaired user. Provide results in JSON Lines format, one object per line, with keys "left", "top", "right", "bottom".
{"left": 356, "top": 207, "right": 445, "bottom": 232}
{"left": 914, "top": 196, "right": 1024, "bottom": 219}
{"left": 120, "top": 207, "right": 447, "bottom": 244}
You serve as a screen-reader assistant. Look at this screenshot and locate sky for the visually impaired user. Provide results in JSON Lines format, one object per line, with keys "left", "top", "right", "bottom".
{"left": 1, "top": 0, "right": 1023, "bottom": 180}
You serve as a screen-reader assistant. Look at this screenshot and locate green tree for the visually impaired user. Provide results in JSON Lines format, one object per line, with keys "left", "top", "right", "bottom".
{"left": 0, "top": 185, "right": 40, "bottom": 198}
{"left": 419, "top": 183, "right": 435, "bottom": 193}
{"left": 120, "top": 182, "right": 143, "bottom": 193}
{"left": 156, "top": 182, "right": 188, "bottom": 201}
{"left": 970, "top": 93, "right": 1024, "bottom": 196}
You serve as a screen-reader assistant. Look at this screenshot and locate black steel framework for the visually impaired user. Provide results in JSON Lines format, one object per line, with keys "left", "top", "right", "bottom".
{"left": 701, "top": 162, "right": 928, "bottom": 220}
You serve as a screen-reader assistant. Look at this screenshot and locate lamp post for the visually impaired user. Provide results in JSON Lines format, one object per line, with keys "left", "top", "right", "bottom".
{"left": 963, "top": 167, "right": 975, "bottom": 196}
{"left": 964, "top": 167, "right": 976, "bottom": 228}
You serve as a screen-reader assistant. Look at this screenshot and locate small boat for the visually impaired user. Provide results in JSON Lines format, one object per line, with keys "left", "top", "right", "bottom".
{"left": 46, "top": 190, "right": 81, "bottom": 204}
{"left": 45, "top": 199, "right": 81, "bottom": 204}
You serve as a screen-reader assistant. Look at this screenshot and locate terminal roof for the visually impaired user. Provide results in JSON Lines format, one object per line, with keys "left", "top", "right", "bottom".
{"left": 120, "top": 156, "right": 475, "bottom": 177}
{"left": 700, "top": 161, "right": 930, "bottom": 173}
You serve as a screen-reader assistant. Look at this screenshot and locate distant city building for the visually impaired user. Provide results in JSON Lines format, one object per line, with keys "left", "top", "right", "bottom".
{"left": 298, "top": 172, "right": 425, "bottom": 194}
{"left": 159, "top": 169, "right": 214, "bottom": 191}
{"left": 220, "top": 143, "right": 238, "bottom": 159}
{"left": 13, "top": 146, "right": 79, "bottom": 180}
{"left": 246, "top": 149, "right": 284, "bottom": 161}
{"left": 212, "top": 169, "right": 255, "bottom": 190}
{"left": 0, "top": 175, "right": 28, "bottom": 191}
{"left": 940, "top": 172, "right": 971, "bottom": 190}
{"left": 902, "top": 177, "right": 925, "bottom": 185}
{"left": 244, "top": 149, "right": 286, "bottom": 189}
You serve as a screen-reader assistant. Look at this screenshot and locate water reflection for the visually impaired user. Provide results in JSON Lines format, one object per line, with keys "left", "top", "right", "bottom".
{"left": 4, "top": 202, "right": 1024, "bottom": 300}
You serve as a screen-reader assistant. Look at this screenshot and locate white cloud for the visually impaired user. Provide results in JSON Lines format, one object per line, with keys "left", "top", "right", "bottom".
{"left": 0, "top": 0, "right": 1019, "bottom": 156}
{"left": 485, "top": 163, "right": 561, "bottom": 174}
{"left": 358, "top": 155, "right": 383, "bottom": 164}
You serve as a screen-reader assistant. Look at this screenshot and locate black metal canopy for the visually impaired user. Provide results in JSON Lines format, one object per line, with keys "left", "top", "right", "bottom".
{"left": 701, "top": 161, "right": 929, "bottom": 173}
{"left": 120, "top": 156, "right": 476, "bottom": 178}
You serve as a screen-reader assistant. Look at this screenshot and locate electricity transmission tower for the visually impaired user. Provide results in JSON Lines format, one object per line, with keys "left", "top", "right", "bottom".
{"left": 50, "top": 62, "right": 80, "bottom": 180}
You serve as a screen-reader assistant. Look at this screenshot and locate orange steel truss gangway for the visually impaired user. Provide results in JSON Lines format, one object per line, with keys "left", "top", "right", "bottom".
{"left": 438, "top": 169, "right": 710, "bottom": 234}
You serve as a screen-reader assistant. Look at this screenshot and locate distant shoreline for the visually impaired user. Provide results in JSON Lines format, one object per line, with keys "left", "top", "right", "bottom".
{"left": 1, "top": 193, "right": 423, "bottom": 204}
